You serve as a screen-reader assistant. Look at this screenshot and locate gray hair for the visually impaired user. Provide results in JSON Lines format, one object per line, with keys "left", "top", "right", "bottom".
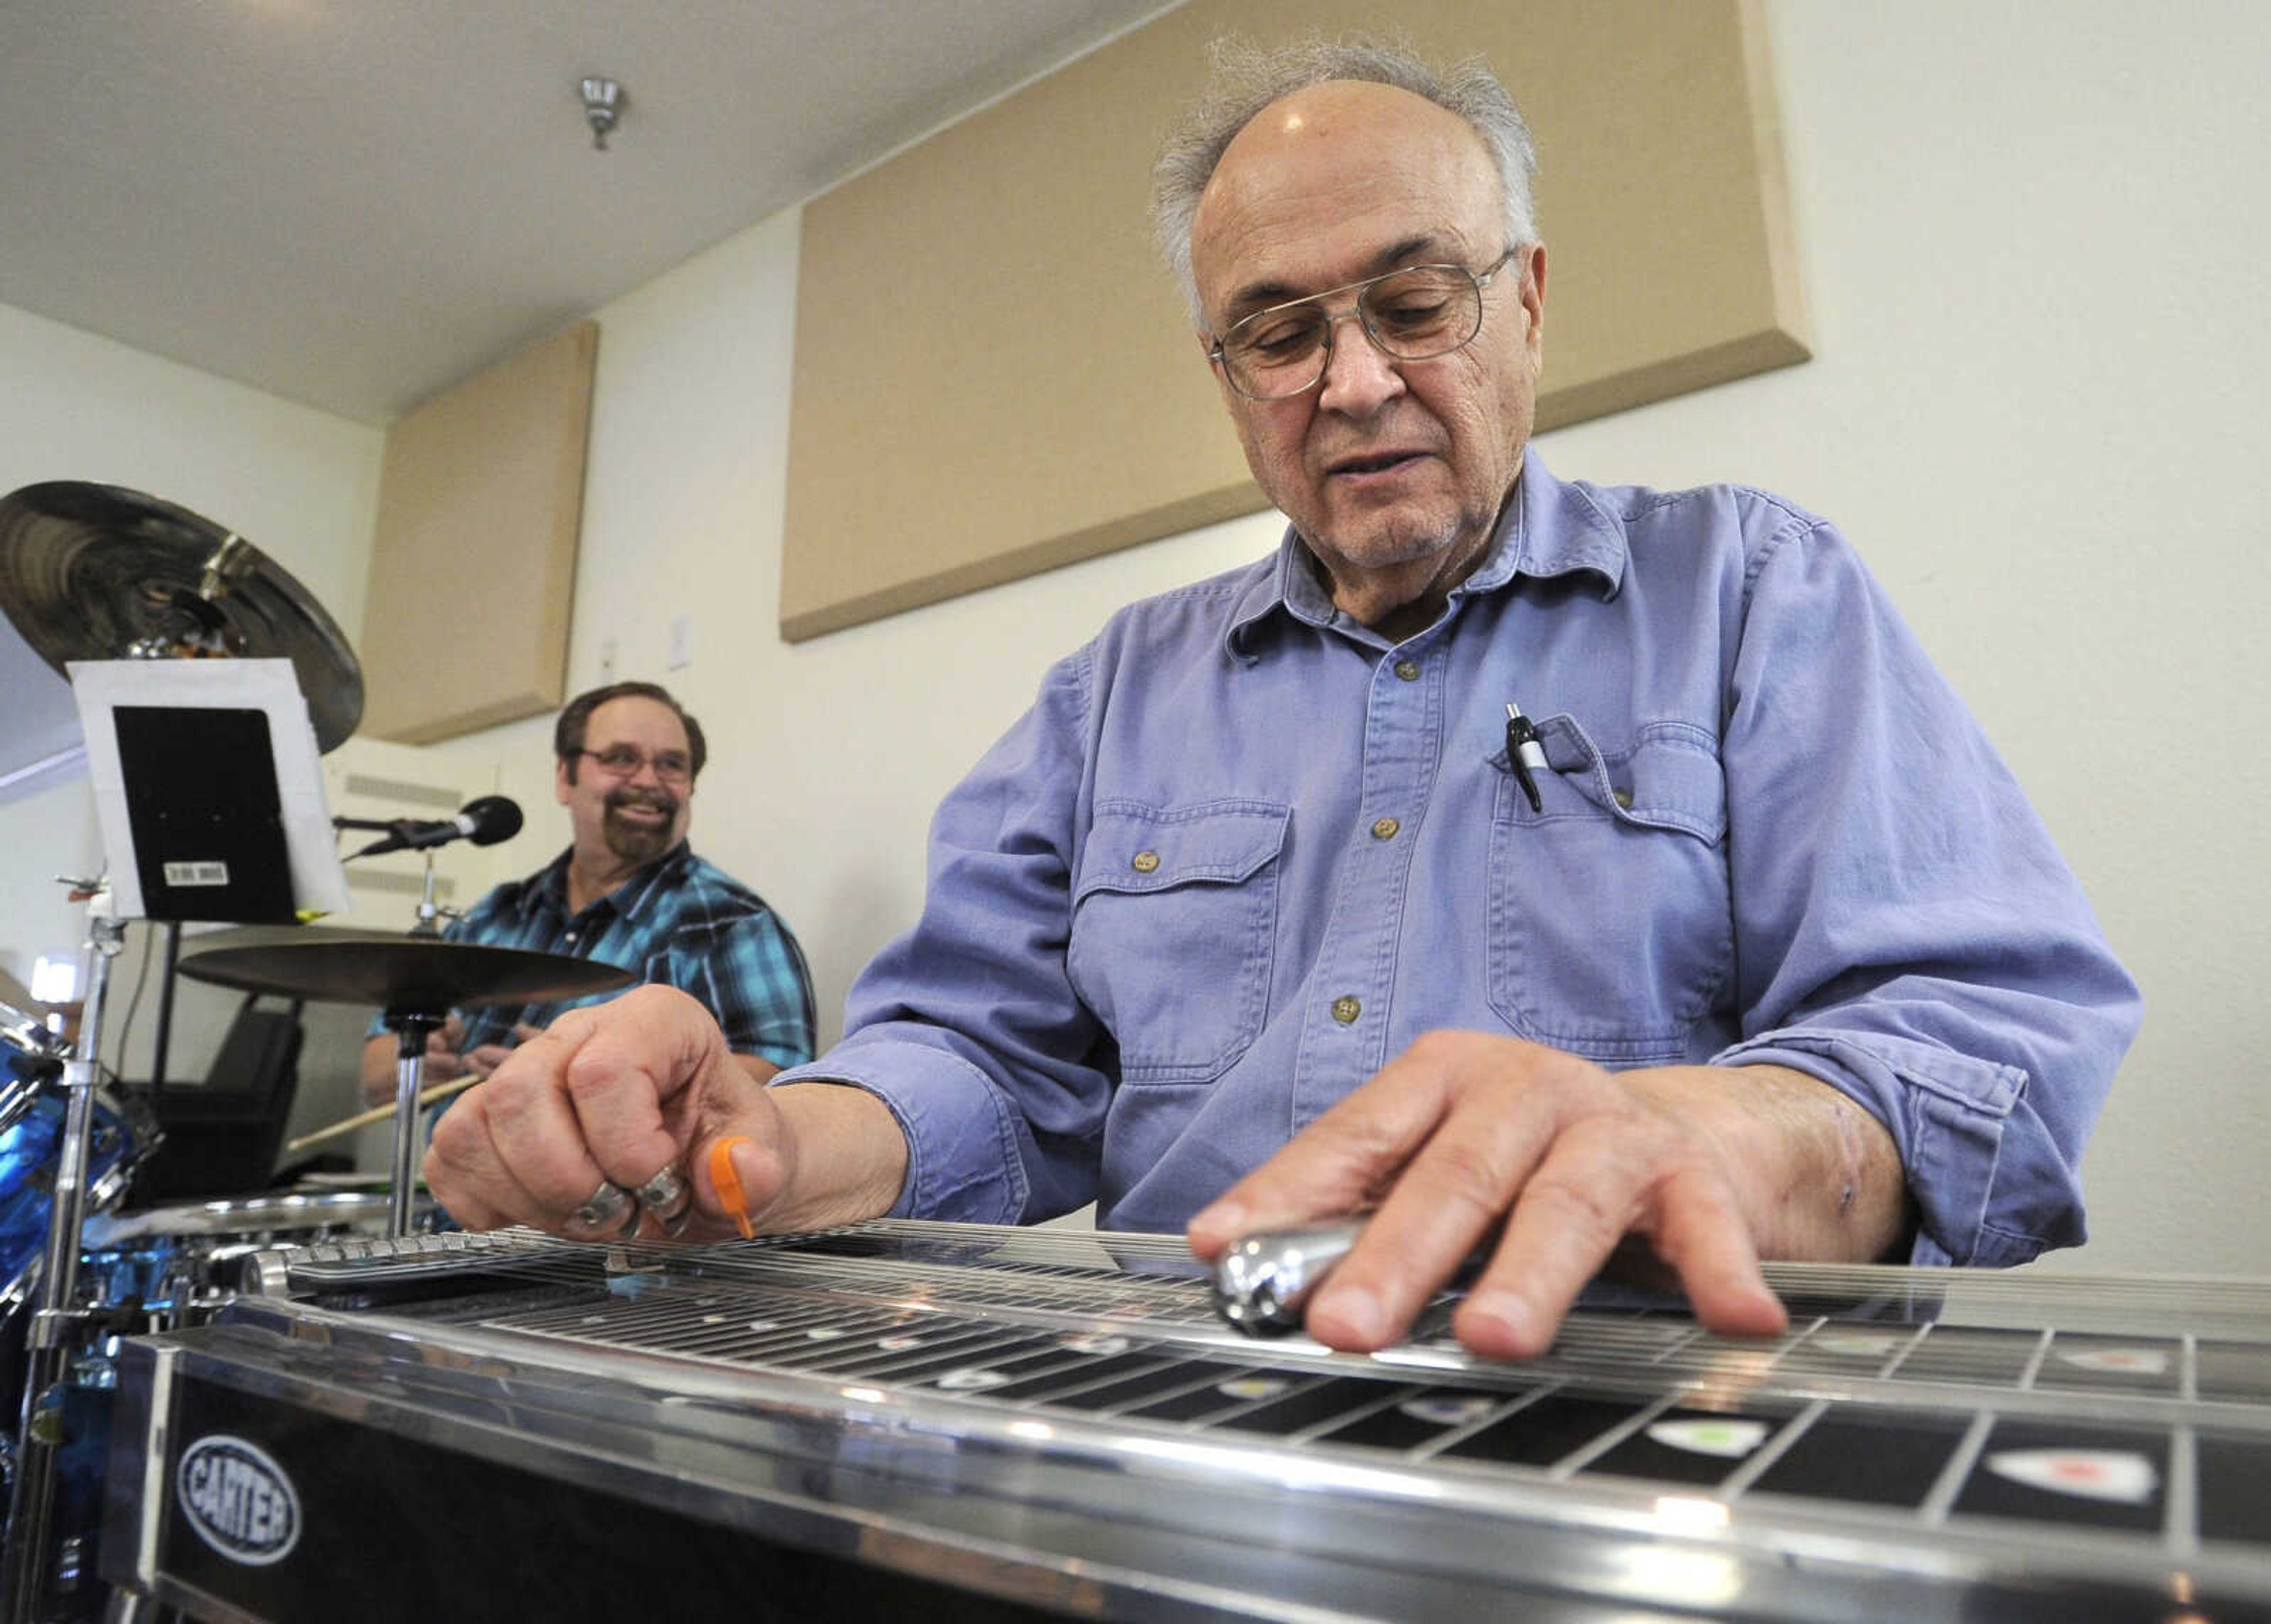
{"left": 1150, "top": 35, "right": 1540, "bottom": 330}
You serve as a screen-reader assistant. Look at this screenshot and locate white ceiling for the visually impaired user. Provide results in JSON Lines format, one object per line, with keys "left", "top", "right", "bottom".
{"left": 0, "top": 0, "right": 1181, "bottom": 425}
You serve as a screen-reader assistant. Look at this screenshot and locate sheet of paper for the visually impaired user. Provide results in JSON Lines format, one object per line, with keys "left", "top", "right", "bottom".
{"left": 69, "top": 658, "right": 352, "bottom": 918}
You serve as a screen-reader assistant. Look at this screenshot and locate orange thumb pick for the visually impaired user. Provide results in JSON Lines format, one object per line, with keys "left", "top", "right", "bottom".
{"left": 707, "top": 1136, "right": 756, "bottom": 1240}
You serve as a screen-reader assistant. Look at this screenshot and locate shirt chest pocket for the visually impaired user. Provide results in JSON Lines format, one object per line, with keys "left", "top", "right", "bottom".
{"left": 1487, "top": 719, "right": 1733, "bottom": 1062}
{"left": 1069, "top": 798, "right": 1289, "bottom": 1083}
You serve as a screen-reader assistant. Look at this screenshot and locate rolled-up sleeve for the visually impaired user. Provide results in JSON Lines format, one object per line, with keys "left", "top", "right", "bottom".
{"left": 769, "top": 649, "right": 1110, "bottom": 1224}
{"left": 1709, "top": 513, "right": 2141, "bottom": 1265}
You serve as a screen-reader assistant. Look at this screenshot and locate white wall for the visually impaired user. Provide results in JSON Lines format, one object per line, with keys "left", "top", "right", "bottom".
{"left": 4, "top": 0, "right": 2263, "bottom": 1273}
{"left": 1550, "top": 0, "right": 2271, "bottom": 1274}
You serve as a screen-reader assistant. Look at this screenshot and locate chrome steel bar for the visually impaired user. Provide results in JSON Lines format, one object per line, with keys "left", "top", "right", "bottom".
{"left": 1211, "top": 1219, "right": 1366, "bottom": 1334}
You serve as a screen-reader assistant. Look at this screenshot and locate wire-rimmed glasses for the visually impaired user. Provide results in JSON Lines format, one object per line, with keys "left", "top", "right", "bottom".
{"left": 1207, "top": 249, "right": 1518, "bottom": 401}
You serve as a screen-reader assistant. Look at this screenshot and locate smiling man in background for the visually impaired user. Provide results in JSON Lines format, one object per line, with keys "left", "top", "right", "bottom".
{"left": 357, "top": 680, "right": 814, "bottom": 1105}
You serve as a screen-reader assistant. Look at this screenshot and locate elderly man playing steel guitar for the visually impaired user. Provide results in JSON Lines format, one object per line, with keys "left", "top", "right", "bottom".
{"left": 427, "top": 39, "right": 2137, "bottom": 1358}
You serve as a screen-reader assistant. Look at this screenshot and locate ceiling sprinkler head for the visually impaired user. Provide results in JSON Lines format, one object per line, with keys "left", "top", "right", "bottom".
{"left": 579, "top": 76, "right": 623, "bottom": 151}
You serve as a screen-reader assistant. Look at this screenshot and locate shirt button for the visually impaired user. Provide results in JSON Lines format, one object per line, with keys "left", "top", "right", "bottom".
{"left": 1331, "top": 996, "right": 1361, "bottom": 1024}
{"left": 565, "top": 932, "right": 578, "bottom": 944}
{"left": 1370, "top": 817, "right": 1400, "bottom": 840}
{"left": 1612, "top": 788, "right": 1633, "bottom": 810}
{"left": 1393, "top": 659, "right": 1420, "bottom": 682}
{"left": 1131, "top": 850, "right": 1160, "bottom": 873}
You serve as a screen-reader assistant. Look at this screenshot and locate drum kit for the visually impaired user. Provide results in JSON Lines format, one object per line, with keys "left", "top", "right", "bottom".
{"left": 0, "top": 481, "right": 631, "bottom": 1619}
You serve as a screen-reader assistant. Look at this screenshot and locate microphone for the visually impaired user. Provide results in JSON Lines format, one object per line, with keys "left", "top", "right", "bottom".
{"left": 345, "top": 795, "right": 523, "bottom": 859}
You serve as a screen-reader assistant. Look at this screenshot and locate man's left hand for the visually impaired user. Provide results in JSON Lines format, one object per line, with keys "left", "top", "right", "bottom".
{"left": 1185, "top": 1031, "right": 1909, "bottom": 1358}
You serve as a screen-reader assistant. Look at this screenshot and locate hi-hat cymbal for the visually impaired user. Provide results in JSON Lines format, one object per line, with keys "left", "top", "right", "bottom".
{"left": 177, "top": 938, "right": 635, "bottom": 1015}
{"left": 0, "top": 481, "right": 363, "bottom": 751}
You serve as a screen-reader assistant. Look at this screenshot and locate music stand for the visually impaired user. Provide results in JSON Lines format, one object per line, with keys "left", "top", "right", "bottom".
{"left": 70, "top": 658, "right": 351, "bottom": 926}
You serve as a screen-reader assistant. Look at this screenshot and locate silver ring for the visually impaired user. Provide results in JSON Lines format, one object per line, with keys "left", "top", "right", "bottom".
{"left": 567, "top": 1178, "right": 640, "bottom": 1240}
{"left": 635, "top": 1163, "right": 693, "bottom": 1238}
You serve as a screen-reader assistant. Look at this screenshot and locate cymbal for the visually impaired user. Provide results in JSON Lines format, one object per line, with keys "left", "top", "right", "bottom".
{"left": 177, "top": 938, "right": 635, "bottom": 1015}
{"left": 0, "top": 997, "right": 69, "bottom": 1062}
{"left": 0, "top": 481, "right": 363, "bottom": 751}
{"left": 84, "top": 1189, "right": 421, "bottom": 1247}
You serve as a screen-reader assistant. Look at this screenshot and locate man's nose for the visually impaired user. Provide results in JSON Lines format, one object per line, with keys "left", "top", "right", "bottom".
{"left": 1315, "top": 310, "right": 1405, "bottom": 415}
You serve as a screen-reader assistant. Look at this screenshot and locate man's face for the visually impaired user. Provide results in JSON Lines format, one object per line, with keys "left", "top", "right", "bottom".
{"left": 1189, "top": 81, "right": 1545, "bottom": 621}
{"left": 555, "top": 696, "right": 694, "bottom": 869}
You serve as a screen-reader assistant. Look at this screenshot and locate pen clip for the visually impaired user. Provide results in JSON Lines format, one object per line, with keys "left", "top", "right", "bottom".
{"left": 1503, "top": 703, "right": 1545, "bottom": 814}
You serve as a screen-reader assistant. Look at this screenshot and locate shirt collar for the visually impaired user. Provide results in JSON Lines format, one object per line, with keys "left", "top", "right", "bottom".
{"left": 517, "top": 849, "right": 575, "bottom": 922}
{"left": 1500, "top": 447, "right": 1628, "bottom": 596}
{"left": 608, "top": 840, "right": 694, "bottom": 920}
{"left": 1224, "top": 447, "right": 1626, "bottom": 658}
{"left": 517, "top": 841, "right": 693, "bottom": 924}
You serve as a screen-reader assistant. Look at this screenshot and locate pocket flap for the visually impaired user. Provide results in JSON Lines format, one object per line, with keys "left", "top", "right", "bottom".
{"left": 1537, "top": 717, "right": 1726, "bottom": 843}
{"left": 1078, "top": 800, "right": 1291, "bottom": 898}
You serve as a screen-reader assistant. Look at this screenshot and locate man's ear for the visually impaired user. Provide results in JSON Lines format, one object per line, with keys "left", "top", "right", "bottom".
{"left": 1521, "top": 242, "right": 1547, "bottom": 365}
{"left": 555, "top": 756, "right": 574, "bottom": 805}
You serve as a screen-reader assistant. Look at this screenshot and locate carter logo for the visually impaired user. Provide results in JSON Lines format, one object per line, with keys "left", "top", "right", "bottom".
{"left": 177, "top": 1436, "right": 300, "bottom": 1565}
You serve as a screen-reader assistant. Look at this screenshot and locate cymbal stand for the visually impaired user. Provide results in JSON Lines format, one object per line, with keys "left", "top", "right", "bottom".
{"left": 1, "top": 880, "right": 125, "bottom": 1620}
{"left": 381, "top": 1011, "right": 445, "bottom": 1240}
{"left": 382, "top": 852, "right": 454, "bottom": 1238}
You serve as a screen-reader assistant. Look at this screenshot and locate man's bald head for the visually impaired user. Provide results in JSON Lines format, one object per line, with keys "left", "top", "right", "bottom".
{"left": 1152, "top": 36, "right": 1538, "bottom": 326}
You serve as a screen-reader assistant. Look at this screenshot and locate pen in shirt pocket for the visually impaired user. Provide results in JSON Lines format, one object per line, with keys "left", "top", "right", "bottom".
{"left": 1503, "top": 702, "right": 1548, "bottom": 813}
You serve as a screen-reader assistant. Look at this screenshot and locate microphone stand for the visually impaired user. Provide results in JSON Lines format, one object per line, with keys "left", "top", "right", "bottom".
{"left": 334, "top": 814, "right": 503, "bottom": 1235}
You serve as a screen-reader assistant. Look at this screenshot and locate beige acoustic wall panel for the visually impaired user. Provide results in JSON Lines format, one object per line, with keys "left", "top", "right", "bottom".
{"left": 360, "top": 321, "right": 598, "bottom": 743}
{"left": 782, "top": 0, "right": 1805, "bottom": 641}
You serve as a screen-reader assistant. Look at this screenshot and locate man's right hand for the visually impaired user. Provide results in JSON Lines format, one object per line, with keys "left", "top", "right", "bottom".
{"left": 422, "top": 985, "right": 907, "bottom": 1241}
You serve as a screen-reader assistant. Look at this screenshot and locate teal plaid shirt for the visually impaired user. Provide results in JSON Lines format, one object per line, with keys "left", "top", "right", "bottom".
{"left": 371, "top": 842, "right": 815, "bottom": 1068}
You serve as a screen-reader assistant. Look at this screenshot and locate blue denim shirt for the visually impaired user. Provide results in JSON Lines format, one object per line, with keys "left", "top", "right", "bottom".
{"left": 776, "top": 451, "right": 2140, "bottom": 1266}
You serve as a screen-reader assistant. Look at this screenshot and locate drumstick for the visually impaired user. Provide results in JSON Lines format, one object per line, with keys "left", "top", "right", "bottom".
{"left": 283, "top": 1072, "right": 486, "bottom": 1156}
